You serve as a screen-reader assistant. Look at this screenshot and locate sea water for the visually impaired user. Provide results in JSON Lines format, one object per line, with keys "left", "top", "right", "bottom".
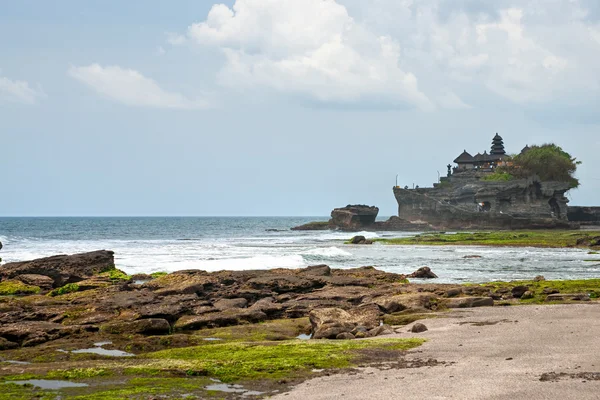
{"left": 0, "top": 217, "right": 597, "bottom": 283}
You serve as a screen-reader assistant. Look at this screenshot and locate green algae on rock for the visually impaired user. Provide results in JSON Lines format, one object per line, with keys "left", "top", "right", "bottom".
{"left": 374, "top": 230, "right": 600, "bottom": 248}
{"left": 0, "top": 280, "right": 41, "bottom": 296}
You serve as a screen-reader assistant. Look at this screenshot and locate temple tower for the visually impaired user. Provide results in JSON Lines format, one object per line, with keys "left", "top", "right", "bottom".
{"left": 491, "top": 133, "right": 506, "bottom": 155}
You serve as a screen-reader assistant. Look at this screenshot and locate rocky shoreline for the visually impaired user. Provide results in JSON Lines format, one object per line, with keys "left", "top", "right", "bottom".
{"left": 1, "top": 250, "right": 600, "bottom": 398}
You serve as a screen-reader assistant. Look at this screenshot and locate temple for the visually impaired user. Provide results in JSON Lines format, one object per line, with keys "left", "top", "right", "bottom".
{"left": 393, "top": 134, "right": 575, "bottom": 230}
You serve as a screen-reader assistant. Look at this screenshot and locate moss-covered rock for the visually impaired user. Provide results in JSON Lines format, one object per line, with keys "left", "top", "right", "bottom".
{"left": 0, "top": 280, "right": 41, "bottom": 296}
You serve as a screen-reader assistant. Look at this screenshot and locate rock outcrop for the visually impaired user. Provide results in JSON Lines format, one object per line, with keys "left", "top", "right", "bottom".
{"left": 568, "top": 206, "right": 600, "bottom": 226}
{"left": 330, "top": 205, "right": 379, "bottom": 230}
{"left": 394, "top": 174, "right": 577, "bottom": 230}
{"left": 4, "top": 251, "right": 590, "bottom": 349}
{"left": 0, "top": 250, "right": 115, "bottom": 287}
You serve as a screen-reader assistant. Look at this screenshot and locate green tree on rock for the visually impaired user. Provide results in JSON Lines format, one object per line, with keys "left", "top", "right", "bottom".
{"left": 509, "top": 144, "right": 581, "bottom": 188}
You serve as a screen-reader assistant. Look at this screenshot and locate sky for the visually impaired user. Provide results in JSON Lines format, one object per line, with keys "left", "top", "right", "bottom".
{"left": 1, "top": 0, "right": 599, "bottom": 217}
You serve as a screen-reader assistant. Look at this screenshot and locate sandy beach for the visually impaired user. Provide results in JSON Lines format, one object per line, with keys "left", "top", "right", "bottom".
{"left": 273, "top": 304, "right": 600, "bottom": 400}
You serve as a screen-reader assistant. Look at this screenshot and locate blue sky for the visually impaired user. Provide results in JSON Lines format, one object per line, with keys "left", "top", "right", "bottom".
{"left": 1, "top": 0, "right": 599, "bottom": 216}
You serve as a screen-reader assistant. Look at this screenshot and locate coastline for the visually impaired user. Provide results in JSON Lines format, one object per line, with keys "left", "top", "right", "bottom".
{"left": 1, "top": 249, "right": 600, "bottom": 398}
{"left": 371, "top": 230, "right": 600, "bottom": 249}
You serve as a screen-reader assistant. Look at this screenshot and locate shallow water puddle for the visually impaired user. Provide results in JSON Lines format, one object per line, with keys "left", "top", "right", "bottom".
{"left": 296, "top": 333, "right": 312, "bottom": 340}
{"left": 6, "top": 380, "right": 88, "bottom": 389}
{"left": 205, "top": 379, "right": 264, "bottom": 396}
{"left": 202, "top": 337, "right": 223, "bottom": 341}
{"left": 60, "top": 341, "right": 134, "bottom": 357}
{"left": 71, "top": 347, "right": 134, "bottom": 357}
{"left": 1, "top": 360, "right": 31, "bottom": 365}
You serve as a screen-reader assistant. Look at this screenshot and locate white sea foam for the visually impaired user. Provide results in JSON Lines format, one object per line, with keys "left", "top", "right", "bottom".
{"left": 121, "top": 254, "right": 306, "bottom": 275}
{"left": 303, "top": 247, "right": 352, "bottom": 258}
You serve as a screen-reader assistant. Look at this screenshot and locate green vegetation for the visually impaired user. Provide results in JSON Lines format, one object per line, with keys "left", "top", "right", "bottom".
{"left": 0, "top": 280, "right": 41, "bottom": 296}
{"left": 500, "top": 144, "right": 581, "bottom": 188}
{"left": 46, "top": 368, "right": 111, "bottom": 380}
{"left": 482, "top": 171, "right": 514, "bottom": 182}
{"left": 375, "top": 230, "right": 600, "bottom": 248}
{"left": 150, "top": 272, "right": 168, "bottom": 279}
{"left": 66, "top": 377, "right": 216, "bottom": 400}
{"left": 137, "top": 338, "right": 425, "bottom": 382}
{"left": 48, "top": 283, "right": 80, "bottom": 297}
{"left": 102, "top": 269, "right": 131, "bottom": 282}
{"left": 193, "top": 318, "right": 311, "bottom": 342}
{"left": 477, "top": 278, "right": 600, "bottom": 304}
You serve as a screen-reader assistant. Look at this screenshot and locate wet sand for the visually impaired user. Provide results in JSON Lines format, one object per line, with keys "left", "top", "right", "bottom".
{"left": 273, "top": 304, "right": 600, "bottom": 400}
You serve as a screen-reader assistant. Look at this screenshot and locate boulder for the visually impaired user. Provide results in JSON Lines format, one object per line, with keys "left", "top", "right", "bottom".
{"left": 349, "top": 236, "right": 373, "bottom": 245}
{"left": 330, "top": 205, "right": 379, "bottom": 230}
{"left": 511, "top": 286, "right": 529, "bottom": 298}
{"left": 411, "top": 323, "right": 428, "bottom": 333}
{"left": 408, "top": 267, "right": 438, "bottom": 279}
{"left": 521, "top": 291, "right": 535, "bottom": 299}
{"left": 444, "top": 297, "right": 494, "bottom": 308}
{"left": 534, "top": 275, "right": 546, "bottom": 282}
{"left": 0, "top": 250, "right": 115, "bottom": 287}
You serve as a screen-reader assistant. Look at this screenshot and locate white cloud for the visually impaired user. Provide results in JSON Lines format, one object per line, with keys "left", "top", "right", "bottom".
{"left": 437, "top": 91, "right": 472, "bottom": 109}
{"left": 68, "top": 64, "right": 209, "bottom": 109}
{"left": 0, "top": 71, "right": 45, "bottom": 105}
{"left": 172, "top": 0, "right": 600, "bottom": 109}
{"left": 185, "top": 0, "right": 434, "bottom": 110}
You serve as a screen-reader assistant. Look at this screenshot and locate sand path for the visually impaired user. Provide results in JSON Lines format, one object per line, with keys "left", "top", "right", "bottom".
{"left": 272, "top": 304, "right": 600, "bottom": 400}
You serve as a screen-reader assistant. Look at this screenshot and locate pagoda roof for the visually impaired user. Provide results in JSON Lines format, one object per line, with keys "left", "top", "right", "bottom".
{"left": 473, "top": 152, "right": 484, "bottom": 162}
{"left": 454, "top": 150, "right": 474, "bottom": 163}
{"left": 520, "top": 145, "right": 531, "bottom": 154}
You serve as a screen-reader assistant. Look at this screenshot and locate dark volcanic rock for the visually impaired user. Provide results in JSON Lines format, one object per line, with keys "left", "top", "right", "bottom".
{"left": 409, "top": 267, "right": 438, "bottom": 279}
{"left": 411, "top": 322, "right": 428, "bottom": 333}
{"left": 511, "top": 286, "right": 529, "bottom": 299}
{"left": 0, "top": 250, "right": 115, "bottom": 287}
{"left": 349, "top": 235, "right": 373, "bottom": 245}
{"left": 330, "top": 205, "right": 379, "bottom": 231}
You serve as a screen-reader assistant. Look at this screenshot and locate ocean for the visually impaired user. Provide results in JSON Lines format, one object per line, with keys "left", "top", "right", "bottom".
{"left": 0, "top": 217, "right": 597, "bottom": 283}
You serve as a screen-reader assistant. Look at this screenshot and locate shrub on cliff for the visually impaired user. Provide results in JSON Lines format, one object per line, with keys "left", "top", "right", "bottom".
{"left": 505, "top": 144, "right": 580, "bottom": 188}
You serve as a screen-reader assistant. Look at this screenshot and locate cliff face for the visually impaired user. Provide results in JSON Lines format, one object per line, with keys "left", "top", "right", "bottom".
{"left": 394, "top": 172, "right": 576, "bottom": 230}
{"left": 568, "top": 207, "right": 600, "bottom": 225}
